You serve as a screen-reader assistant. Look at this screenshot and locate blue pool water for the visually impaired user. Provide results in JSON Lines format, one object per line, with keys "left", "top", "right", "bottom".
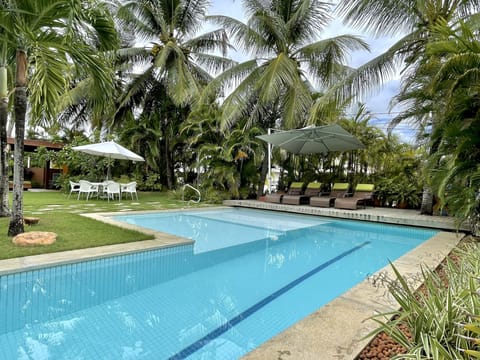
{"left": 0, "top": 208, "right": 437, "bottom": 359}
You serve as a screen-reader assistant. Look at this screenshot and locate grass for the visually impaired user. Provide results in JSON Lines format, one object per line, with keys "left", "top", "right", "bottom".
{"left": 0, "top": 190, "right": 210, "bottom": 260}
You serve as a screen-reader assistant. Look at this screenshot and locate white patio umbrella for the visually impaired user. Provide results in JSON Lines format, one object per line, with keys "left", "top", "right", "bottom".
{"left": 72, "top": 141, "right": 144, "bottom": 179}
{"left": 257, "top": 124, "right": 365, "bottom": 193}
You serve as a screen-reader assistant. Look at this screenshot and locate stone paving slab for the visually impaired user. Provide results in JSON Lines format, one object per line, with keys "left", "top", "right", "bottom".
{"left": 224, "top": 200, "right": 466, "bottom": 231}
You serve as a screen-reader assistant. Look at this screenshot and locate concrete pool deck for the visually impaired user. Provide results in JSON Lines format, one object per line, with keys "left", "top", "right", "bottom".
{"left": 0, "top": 204, "right": 466, "bottom": 359}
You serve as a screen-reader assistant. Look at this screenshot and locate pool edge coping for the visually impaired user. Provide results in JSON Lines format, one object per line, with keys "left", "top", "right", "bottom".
{"left": 0, "top": 206, "right": 233, "bottom": 275}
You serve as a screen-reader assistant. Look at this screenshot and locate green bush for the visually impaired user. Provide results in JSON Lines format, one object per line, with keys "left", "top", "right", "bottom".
{"left": 201, "top": 188, "right": 231, "bottom": 204}
{"left": 367, "top": 240, "right": 480, "bottom": 359}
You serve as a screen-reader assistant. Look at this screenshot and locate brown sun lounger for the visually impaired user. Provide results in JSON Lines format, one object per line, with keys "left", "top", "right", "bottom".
{"left": 282, "top": 182, "right": 322, "bottom": 205}
{"left": 309, "top": 182, "right": 349, "bottom": 207}
{"left": 334, "top": 184, "right": 374, "bottom": 210}
{"left": 264, "top": 181, "right": 303, "bottom": 203}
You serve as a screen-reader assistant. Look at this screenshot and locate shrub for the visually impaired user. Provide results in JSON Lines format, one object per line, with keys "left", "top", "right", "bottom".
{"left": 366, "top": 240, "right": 480, "bottom": 359}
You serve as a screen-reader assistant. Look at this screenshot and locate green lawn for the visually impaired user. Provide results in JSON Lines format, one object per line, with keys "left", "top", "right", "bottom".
{"left": 0, "top": 190, "right": 210, "bottom": 260}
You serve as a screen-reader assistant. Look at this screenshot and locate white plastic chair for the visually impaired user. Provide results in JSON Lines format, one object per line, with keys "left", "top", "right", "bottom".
{"left": 77, "top": 180, "right": 99, "bottom": 200}
{"left": 121, "top": 181, "right": 138, "bottom": 200}
{"left": 101, "top": 180, "right": 115, "bottom": 199}
{"left": 105, "top": 182, "right": 121, "bottom": 202}
{"left": 68, "top": 181, "right": 81, "bottom": 199}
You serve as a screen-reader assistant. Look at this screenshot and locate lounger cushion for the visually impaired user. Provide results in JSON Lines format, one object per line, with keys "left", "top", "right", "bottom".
{"left": 355, "top": 184, "right": 374, "bottom": 192}
{"left": 332, "top": 183, "right": 349, "bottom": 191}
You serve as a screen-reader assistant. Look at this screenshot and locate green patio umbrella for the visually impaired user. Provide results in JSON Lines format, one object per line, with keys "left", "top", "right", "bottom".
{"left": 257, "top": 124, "right": 365, "bottom": 193}
{"left": 256, "top": 124, "right": 365, "bottom": 155}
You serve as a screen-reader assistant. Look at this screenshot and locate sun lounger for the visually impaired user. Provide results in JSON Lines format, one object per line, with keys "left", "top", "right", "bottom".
{"left": 334, "top": 184, "right": 375, "bottom": 210}
{"left": 309, "top": 182, "right": 349, "bottom": 207}
{"left": 282, "top": 182, "right": 322, "bottom": 205}
{"left": 264, "top": 181, "right": 303, "bottom": 203}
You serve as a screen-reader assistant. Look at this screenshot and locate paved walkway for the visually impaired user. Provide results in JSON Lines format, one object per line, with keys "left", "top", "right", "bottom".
{"left": 224, "top": 199, "right": 466, "bottom": 231}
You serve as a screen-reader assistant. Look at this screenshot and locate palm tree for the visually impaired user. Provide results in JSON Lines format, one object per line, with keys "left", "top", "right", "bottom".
{"left": 335, "top": 0, "right": 480, "bottom": 96}
{"left": 116, "top": 0, "right": 233, "bottom": 107}
{"left": 0, "top": 0, "right": 118, "bottom": 236}
{"left": 335, "top": 0, "right": 480, "bottom": 214}
{"left": 208, "top": 0, "right": 368, "bottom": 129}
{"left": 425, "top": 19, "right": 480, "bottom": 230}
{"left": 113, "top": 0, "right": 233, "bottom": 189}
{"left": 0, "top": 57, "right": 10, "bottom": 217}
{"left": 0, "top": 4, "right": 15, "bottom": 217}
{"left": 205, "top": 0, "right": 368, "bottom": 196}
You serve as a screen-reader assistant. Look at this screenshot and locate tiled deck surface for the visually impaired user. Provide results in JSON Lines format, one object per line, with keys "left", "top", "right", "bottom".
{"left": 0, "top": 204, "right": 467, "bottom": 359}
{"left": 224, "top": 199, "right": 466, "bottom": 231}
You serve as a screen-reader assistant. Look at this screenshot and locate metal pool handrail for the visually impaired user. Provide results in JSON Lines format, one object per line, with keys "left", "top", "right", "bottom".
{"left": 182, "top": 184, "right": 201, "bottom": 203}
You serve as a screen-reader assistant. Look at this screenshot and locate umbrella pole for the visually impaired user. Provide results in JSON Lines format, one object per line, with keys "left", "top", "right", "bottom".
{"left": 106, "top": 156, "right": 111, "bottom": 180}
{"left": 267, "top": 128, "right": 272, "bottom": 194}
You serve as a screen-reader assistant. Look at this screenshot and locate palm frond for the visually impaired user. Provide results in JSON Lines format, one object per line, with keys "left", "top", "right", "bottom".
{"left": 297, "top": 35, "right": 369, "bottom": 86}
{"left": 175, "top": 0, "right": 210, "bottom": 37}
{"left": 281, "top": 78, "right": 313, "bottom": 128}
{"left": 336, "top": 0, "right": 419, "bottom": 37}
{"left": 207, "top": 15, "right": 269, "bottom": 56}
{"left": 163, "top": 44, "right": 200, "bottom": 104}
{"left": 116, "top": 46, "right": 152, "bottom": 66}
{"left": 255, "top": 53, "right": 299, "bottom": 103}
{"left": 116, "top": 1, "right": 163, "bottom": 42}
{"left": 192, "top": 53, "right": 236, "bottom": 75}
{"left": 199, "top": 58, "right": 259, "bottom": 103}
{"left": 183, "top": 28, "right": 233, "bottom": 55}
{"left": 221, "top": 67, "right": 266, "bottom": 129}
{"left": 285, "top": 0, "right": 332, "bottom": 44}
{"left": 117, "top": 65, "right": 157, "bottom": 110}
{"left": 314, "top": 31, "right": 418, "bottom": 117}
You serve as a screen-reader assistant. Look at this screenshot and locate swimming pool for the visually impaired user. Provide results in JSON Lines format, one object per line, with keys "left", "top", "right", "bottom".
{"left": 0, "top": 208, "right": 438, "bottom": 359}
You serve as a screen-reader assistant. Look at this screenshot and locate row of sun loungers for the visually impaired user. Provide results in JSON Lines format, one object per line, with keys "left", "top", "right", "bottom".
{"left": 264, "top": 182, "right": 375, "bottom": 210}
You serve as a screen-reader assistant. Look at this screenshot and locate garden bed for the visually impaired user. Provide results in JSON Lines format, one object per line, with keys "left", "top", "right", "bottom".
{"left": 356, "top": 236, "right": 473, "bottom": 359}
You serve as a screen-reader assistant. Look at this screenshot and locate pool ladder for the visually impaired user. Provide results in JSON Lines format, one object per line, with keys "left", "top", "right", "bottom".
{"left": 182, "top": 184, "right": 201, "bottom": 203}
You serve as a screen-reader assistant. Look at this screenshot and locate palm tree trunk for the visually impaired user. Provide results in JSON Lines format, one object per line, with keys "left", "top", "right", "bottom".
{"left": 164, "top": 128, "right": 173, "bottom": 189}
{"left": 420, "top": 186, "right": 433, "bottom": 215}
{"left": 8, "top": 49, "right": 27, "bottom": 236}
{"left": 0, "top": 65, "right": 10, "bottom": 217}
{"left": 257, "top": 145, "right": 269, "bottom": 198}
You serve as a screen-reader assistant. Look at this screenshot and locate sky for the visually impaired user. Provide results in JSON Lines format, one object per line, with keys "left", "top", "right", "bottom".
{"left": 207, "top": 0, "right": 415, "bottom": 143}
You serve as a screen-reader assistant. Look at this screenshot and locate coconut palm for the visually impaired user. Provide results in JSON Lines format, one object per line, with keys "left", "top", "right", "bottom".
{"left": 115, "top": 0, "right": 233, "bottom": 108}
{"left": 113, "top": 0, "right": 234, "bottom": 188}
{"left": 0, "top": 0, "right": 118, "bottom": 236}
{"left": 207, "top": 0, "right": 368, "bottom": 130}
{"left": 204, "top": 0, "right": 368, "bottom": 196}
{"left": 0, "top": 56, "right": 11, "bottom": 217}
{"left": 335, "top": 0, "right": 480, "bottom": 98}
{"left": 334, "top": 0, "right": 480, "bottom": 115}
{"left": 425, "top": 19, "right": 480, "bottom": 230}
{"left": 335, "top": 0, "right": 480, "bottom": 214}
